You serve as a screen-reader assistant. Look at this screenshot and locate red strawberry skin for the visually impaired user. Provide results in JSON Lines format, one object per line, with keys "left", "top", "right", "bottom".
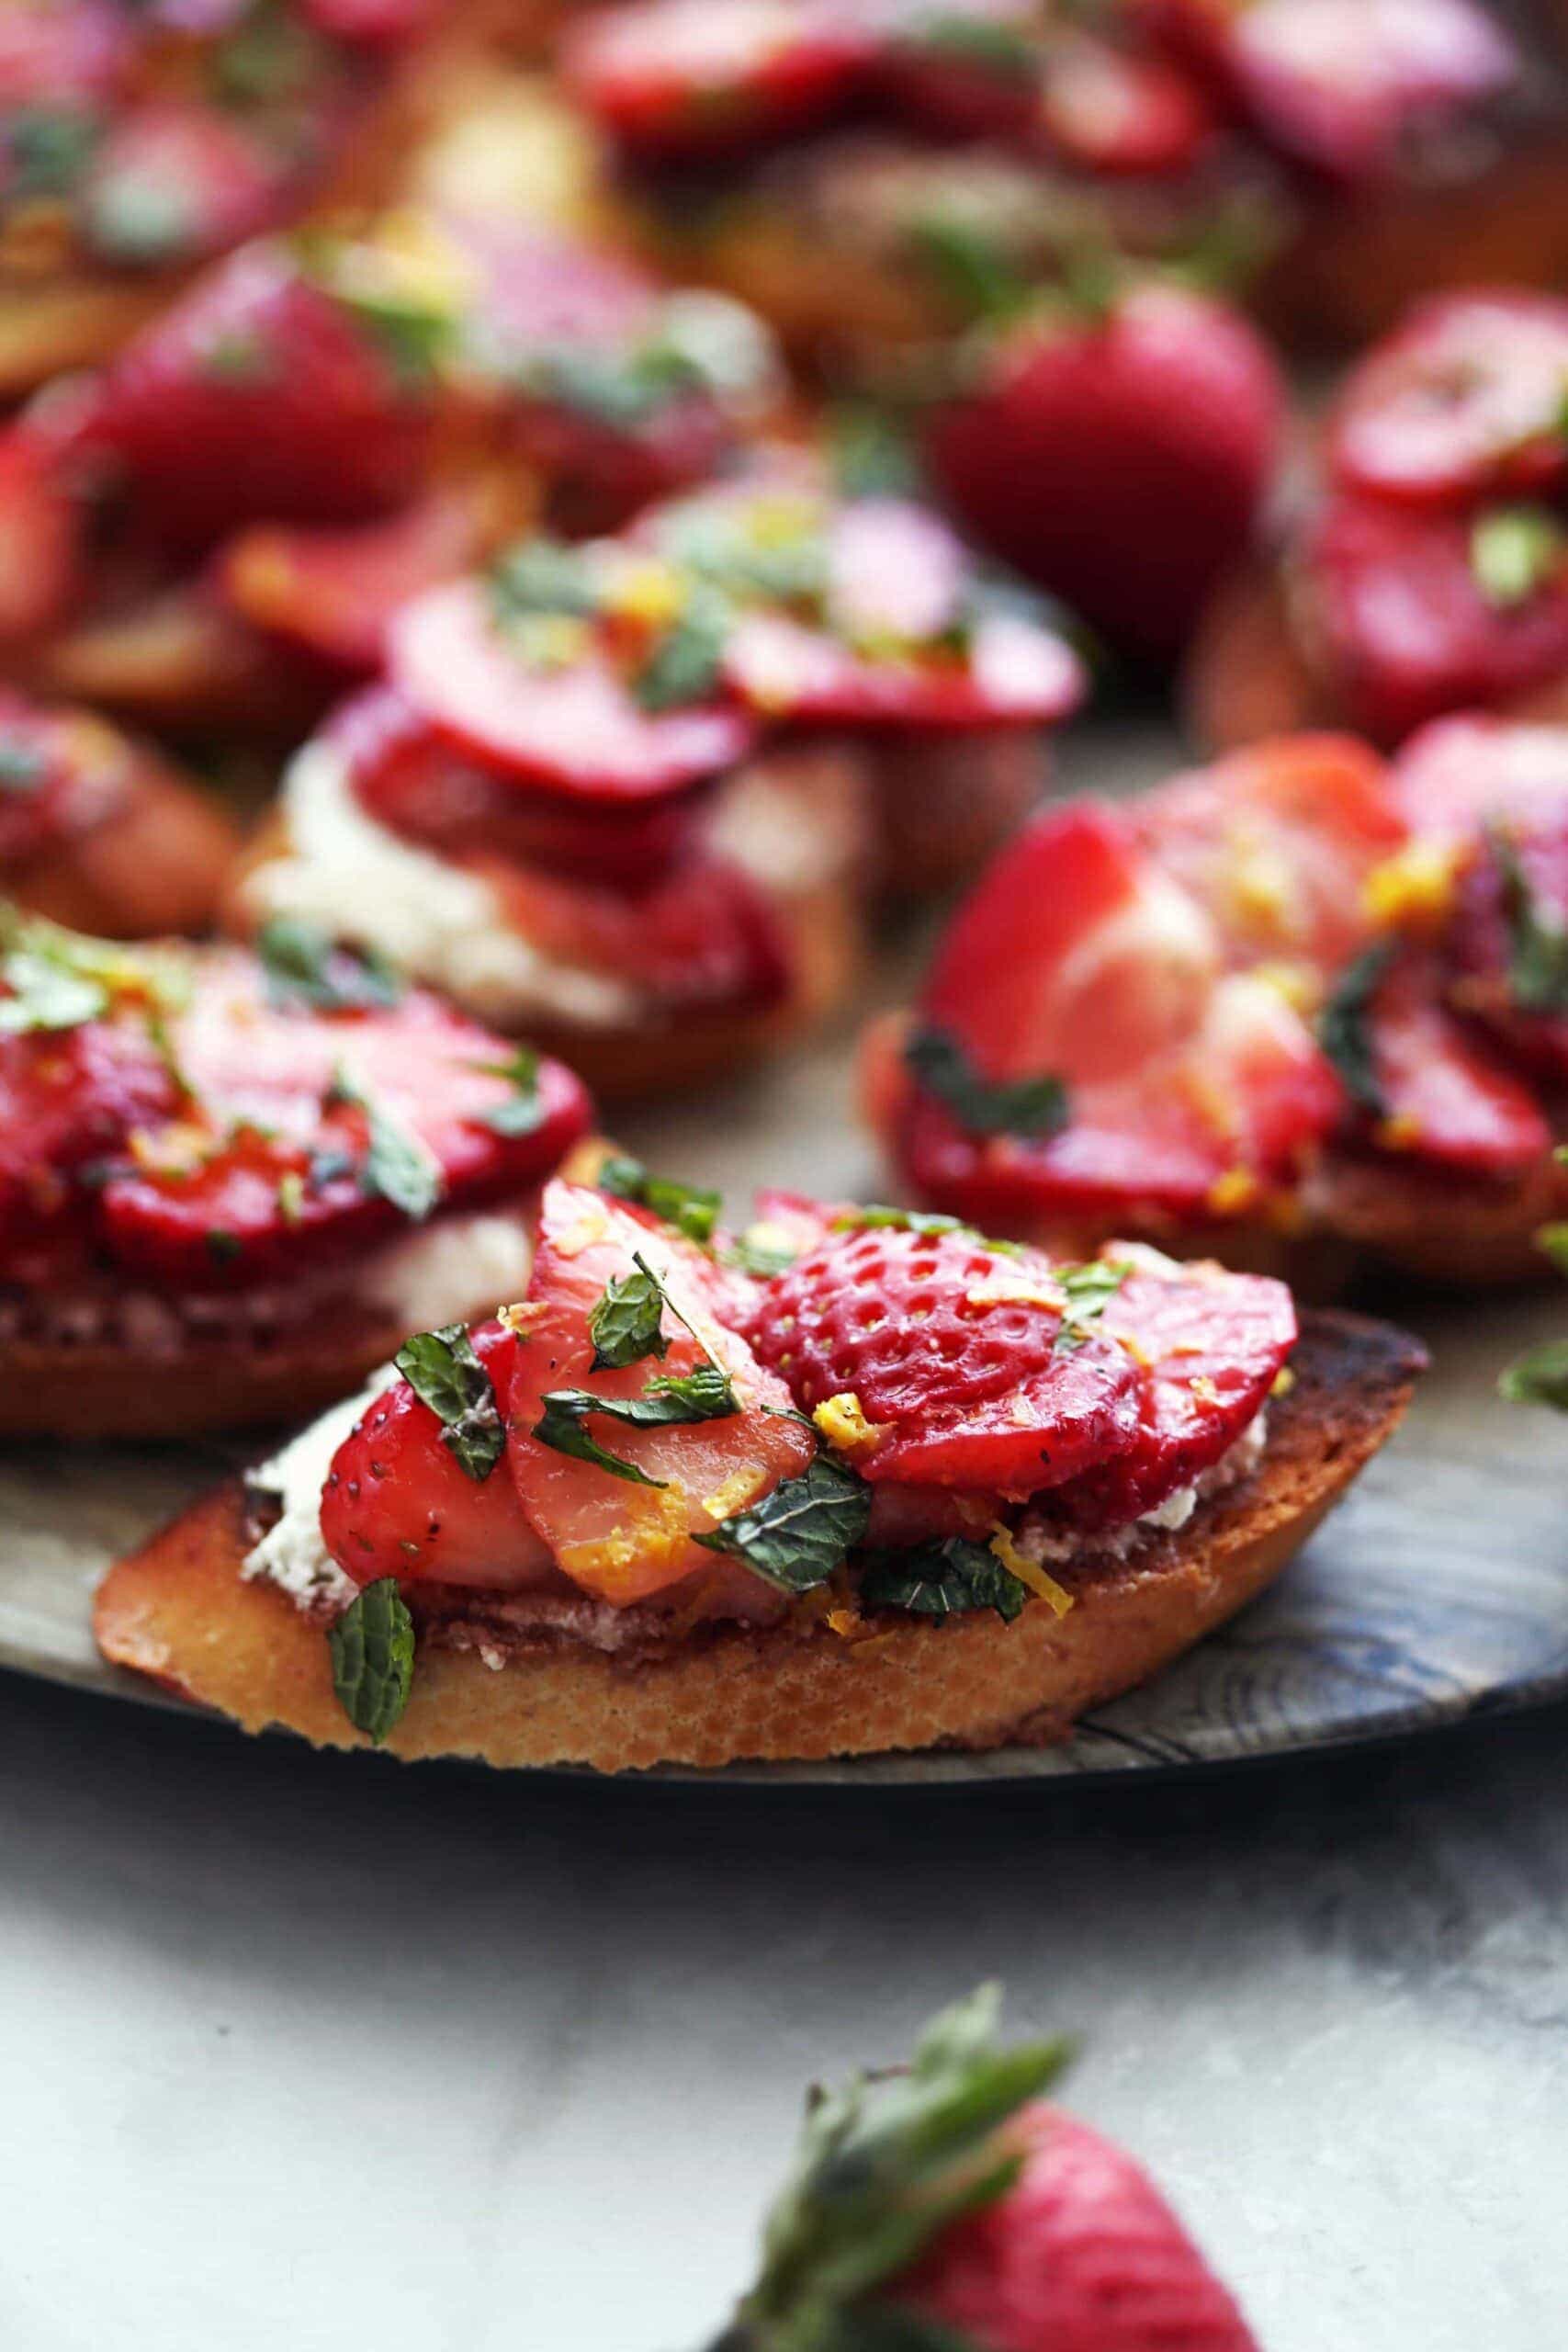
{"left": 925, "top": 285, "right": 1284, "bottom": 664}
{"left": 891, "top": 2102, "right": 1258, "bottom": 2352}
{"left": 86, "top": 241, "right": 434, "bottom": 553}
{"left": 751, "top": 1223, "right": 1140, "bottom": 1492}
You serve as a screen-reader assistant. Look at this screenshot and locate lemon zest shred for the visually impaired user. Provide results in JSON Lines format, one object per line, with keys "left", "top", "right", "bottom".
{"left": 812, "top": 1391, "right": 892, "bottom": 1459}
{"left": 1206, "top": 1167, "right": 1259, "bottom": 1218}
{"left": 989, "top": 1525, "right": 1075, "bottom": 1618}
{"left": 1270, "top": 1365, "right": 1297, "bottom": 1398}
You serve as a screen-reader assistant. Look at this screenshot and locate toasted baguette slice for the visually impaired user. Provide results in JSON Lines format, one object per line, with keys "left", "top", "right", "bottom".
{"left": 94, "top": 1312, "right": 1423, "bottom": 1772}
{"left": 5, "top": 752, "right": 239, "bottom": 940}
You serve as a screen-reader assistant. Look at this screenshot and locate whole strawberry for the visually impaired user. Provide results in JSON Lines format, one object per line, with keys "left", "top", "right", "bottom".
{"left": 705, "top": 1987, "right": 1258, "bottom": 2352}
{"left": 924, "top": 281, "right": 1285, "bottom": 665}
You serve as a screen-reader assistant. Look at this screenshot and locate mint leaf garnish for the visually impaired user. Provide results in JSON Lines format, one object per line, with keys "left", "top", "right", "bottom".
{"left": 695, "top": 1453, "right": 871, "bottom": 1592}
{"left": 394, "top": 1323, "right": 506, "bottom": 1481}
{"left": 256, "top": 915, "right": 403, "bottom": 1012}
{"left": 472, "top": 1046, "right": 545, "bottom": 1137}
{"left": 634, "top": 585, "right": 729, "bottom": 711}
{"left": 328, "top": 1578, "right": 415, "bottom": 1745}
{"left": 1500, "top": 1340, "right": 1568, "bottom": 1410}
{"left": 599, "top": 1155, "right": 722, "bottom": 1243}
{"left": 589, "top": 1262, "right": 671, "bottom": 1370}
{"left": 905, "top": 1026, "right": 1068, "bottom": 1140}
{"left": 1317, "top": 943, "right": 1392, "bottom": 1120}
{"left": 859, "top": 1539, "right": 1027, "bottom": 1623}
{"left": 1494, "top": 828, "right": 1568, "bottom": 1013}
{"left": 1054, "top": 1260, "right": 1130, "bottom": 1353}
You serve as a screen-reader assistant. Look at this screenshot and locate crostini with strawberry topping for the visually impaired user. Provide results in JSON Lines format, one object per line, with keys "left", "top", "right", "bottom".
{"left": 94, "top": 1159, "right": 1423, "bottom": 1769}
{"left": 0, "top": 0, "right": 436, "bottom": 396}
{"left": 1188, "top": 290, "right": 1568, "bottom": 752}
{"left": 559, "top": 0, "right": 1557, "bottom": 365}
{"left": 701, "top": 1983, "right": 1259, "bottom": 2352}
{"left": 227, "top": 468, "right": 1083, "bottom": 1091}
{"left": 0, "top": 910, "right": 592, "bottom": 1437}
{"left": 0, "top": 686, "right": 237, "bottom": 938}
{"left": 866, "top": 726, "right": 1568, "bottom": 1285}
{"left": 0, "top": 210, "right": 786, "bottom": 741}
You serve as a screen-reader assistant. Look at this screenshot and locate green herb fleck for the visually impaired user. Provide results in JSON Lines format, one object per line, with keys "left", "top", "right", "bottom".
{"left": 1499, "top": 1340, "right": 1568, "bottom": 1410}
{"left": 1054, "top": 1259, "right": 1130, "bottom": 1353}
{"left": 599, "top": 1155, "right": 722, "bottom": 1244}
{"left": 589, "top": 1262, "right": 671, "bottom": 1371}
{"left": 394, "top": 1322, "right": 506, "bottom": 1481}
{"left": 1471, "top": 506, "right": 1567, "bottom": 609}
{"left": 490, "top": 537, "right": 599, "bottom": 625}
{"left": 1493, "top": 827, "right": 1568, "bottom": 1014}
{"left": 905, "top": 1026, "right": 1069, "bottom": 1140}
{"left": 1317, "top": 943, "right": 1392, "bottom": 1120}
{"left": 471, "top": 1046, "right": 545, "bottom": 1137}
{"left": 634, "top": 585, "right": 729, "bottom": 712}
{"left": 256, "top": 916, "right": 403, "bottom": 1013}
{"left": 206, "top": 1228, "right": 243, "bottom": 1266}
{"left": 328, "top": 1578, "right": 415, "bottom": 1746}
{"left": 333, "top": 1067, "right": 445, "bottom": 1221}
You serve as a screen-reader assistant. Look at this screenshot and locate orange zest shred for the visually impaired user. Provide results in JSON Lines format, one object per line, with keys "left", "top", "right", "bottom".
{"left": 989, "top": 1524, "right": 1075, "bottom": 1618}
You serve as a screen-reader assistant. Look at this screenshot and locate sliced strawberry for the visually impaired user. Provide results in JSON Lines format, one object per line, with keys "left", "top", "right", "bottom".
{"left": 79, "top": 101, "right": 287, "bottom": 273}
{"left": 1038, "top": 32, "right": 1216, "bottom": 177}
{"left": 340, "top": 686, "right": 704, "bottom": 885}
{"left": 93, "top": 950, "right": 592, "bottom": 1289}
{"left": 320, "top": 1321, "right": 553, "bottom": 1591}
{"left": 1137, "top": 734, "right": 1407, "bottom": 972}
{"left": 1148, "top": 0, "right": 1514, "bottom": 186}
{"left": 720, "top": 498, "right": 1084, "bottom": 729}
{"left": 902, "top": 804, "right": 1339, "bottom": 1221}
{"left": 752, "top": 1222, "right": 1140, "bottom": 1492}
{"left": 1327, "top": 292, "right": 1568, "bottom": 509}
{"left": 1298, "top": 492, "right": 1568, "bottom": 745}
{"left": 1047, "top": 1256, "right": 1295, "bottom": 1529}
{"left": 216, "top": 487, "right": 501, "bottom": 676}
{"left": 390, "top": 578, "right": 758, "bottom": 803}
{"left": 86, "top": 239, "right": 434, "bottom": 553}
{"left": 894, "top": 2101, "right": 1258, "bottom": 2352}
{"left": 1356, "top": 949, "right": 1551, "bottom": 1178}
{"left": 561, "top": 0, "right": 870, "bottom": 164}
{"left": 503, "top": 1180, "right": 815, "bottom": 1607}
{"left": 925, "top": 283, "right": 1283, "bottom": 663}
{"left": 0, "top": 1012, "right": 177, "bottom": 1281}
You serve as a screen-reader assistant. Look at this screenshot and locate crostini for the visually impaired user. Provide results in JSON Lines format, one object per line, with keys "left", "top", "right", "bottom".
{"left": 702, "top": 1984, "right": 1258, "bottom": 2352}
{"left": 1188, "top": 289, "right": 1568, "bottom": 751}
{"left": 866, "top": 725, "right": 1568, "bottom": 1285}
{"left": 0, "top": 910, "right": 592, "bottom": 1437}
{"left": 0, "top": 0, "right": 436, "bottom": 396}
{"left": 0, "top": 209, "right": 784, "bottom": 740}
{"left": 227, "top": 465, "right": 1083, "bottom": 1092}
{"left": 95, "top": 1162, "right": 1423, "bottom": 1770}
{"left": 0, "top": 685, "right": 236, "bottom": 937}
{"left": 558, "top": 0, "right": 1557, "bottom": 365}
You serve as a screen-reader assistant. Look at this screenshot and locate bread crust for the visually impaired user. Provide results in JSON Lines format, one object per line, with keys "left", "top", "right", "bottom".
{"left": 5, "top": 755, "right": 239, "bottom": 940}
{"left": 93, "top": 1311, "right": 1423, "bottom": 1771}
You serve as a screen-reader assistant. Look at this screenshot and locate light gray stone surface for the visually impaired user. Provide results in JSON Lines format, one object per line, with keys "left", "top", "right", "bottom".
{"left": 2, "top": 1669, "right": 1566, "bottom": 2351}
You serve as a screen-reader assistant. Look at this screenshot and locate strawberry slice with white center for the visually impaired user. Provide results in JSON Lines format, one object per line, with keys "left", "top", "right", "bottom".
{"left": 752, "top": 1221, "right": 1140, "bottom": 1493}
{"left": 1044, "top": 1254, "right": 1295, "bottom": 1530}
{"left": 390, "top": 578, "right": 758, "bottom": 803}
{"left": 1138, "top": 734, "right": 1408, "bottom": 973}
{"left": 1327, "top": 292, "right": 1568, "bottom": 508}
{"left": 504, "top": 1180, "right": 816, "bottom": 1607}
{"left": 320, "top": 1322, "right": 553, "bottom": 1591}
{"left": 561, "top": 0, "right": 870, "bottom": 164}
{"left": 903, "top": 803, "right": 1339, "bottom": 1221}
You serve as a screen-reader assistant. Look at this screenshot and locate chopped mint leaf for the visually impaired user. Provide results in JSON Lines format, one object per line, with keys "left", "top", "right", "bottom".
{"left": 6, "top": 107, "right": 97, "bottom": 200}
{"left": 530, "top": 1391, "right": 668, "bottom": 1487}
{"left": 1537, "top": 1223, "right": 1568, "bottom": 1276}
{"left": 905, "top": 1025, "right": 1069, "bottom": 1140}
{"left": 695, "top": 1452, "right": 871, "bottom": 1592}
{"left": 328, "top": 1578, "right": 415, "bottom": 1745}
{"left": 589, "top": 1262, "right": 671, "bottom": 1371}
{"left": 859, "top": 1537, "right": 1027, "bottom": 1623}
{"left": 634, "top": 585, "right": 729, "bottom": 712}
{"left": 728, "top": 1230, "right": 802, "bottom": 1279}
{"left": 205, "top": 1228, "right": 243, "bottom": 1266}
{"left": 1054, "top": 1259, "right": 1131, "bottom": 1354}
{"left": 1317, "top": 943, "right": 1392, "bottom": 1120}
{"left": 256, "top": 916, "right": 403, "bottom": 1013}
{"left": 829, "top": 404, "right": 923, "bottom": 501}
{"left": 1471, "top": 506, "right": 1567, "bottom": 610}
{"left": 1500, "top": 1340, "right": 1568, "bottom": 1410}
{"left": 908, "top": 212, "right": 1029, "bottom": 323}
{"left": 599, "top": 1156, "right": 722, "bottom": 1244}
{"left": 1494, "top": 828, "right": 1568, "bottom": 1013}
{"left": 394, "top": 1323, "right": 506, "bottom": 1481}
{"left": 333, "top": 1067, "right": 445, "bottom": 1221}
{"left": 472, "top": 1046, "right": 545, "bottom": 1137}
{"left": 491, "top": 537, "right": 599, "bottom": 625}
{"left": 908, "top": 16, "right": 1036, "bottom": 80}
